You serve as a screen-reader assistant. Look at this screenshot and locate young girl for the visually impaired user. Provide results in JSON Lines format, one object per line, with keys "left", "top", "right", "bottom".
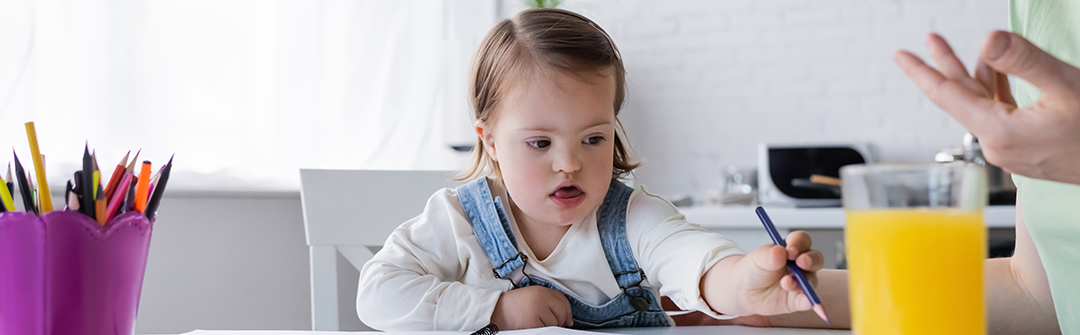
{"left": 357, "top": 8, "right": 826, "bottom": 331}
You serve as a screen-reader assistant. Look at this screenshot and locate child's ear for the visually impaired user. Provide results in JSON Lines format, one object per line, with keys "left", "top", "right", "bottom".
{"left": 475, "top": 119, "right": 498, "bottom": 162}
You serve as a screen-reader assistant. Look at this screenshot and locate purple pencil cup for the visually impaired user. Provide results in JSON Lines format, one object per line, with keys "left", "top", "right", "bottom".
{"left": 0, "top": 210, "right": 154, "bottom": 335}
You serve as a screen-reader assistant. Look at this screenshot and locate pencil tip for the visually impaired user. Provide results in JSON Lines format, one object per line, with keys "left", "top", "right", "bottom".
{"left": 812, "top": 305, "right": 830, "bottom": 325}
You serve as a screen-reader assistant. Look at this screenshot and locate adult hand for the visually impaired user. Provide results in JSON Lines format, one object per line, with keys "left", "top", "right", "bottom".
{"left": 894, "top": 31, "right": 1080, "bottom": 185}
{"left": 490, "top": 286, "right": 573, "bottom": 329}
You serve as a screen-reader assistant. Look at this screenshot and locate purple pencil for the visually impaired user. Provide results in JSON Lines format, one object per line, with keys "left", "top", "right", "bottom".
{"left": 755, "top": 206, "right": 830, "bottom": 325}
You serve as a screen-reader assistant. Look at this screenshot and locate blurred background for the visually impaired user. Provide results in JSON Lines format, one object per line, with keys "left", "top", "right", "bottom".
{"left": 0, "top": 0, "right": 1008, "bottom": 333}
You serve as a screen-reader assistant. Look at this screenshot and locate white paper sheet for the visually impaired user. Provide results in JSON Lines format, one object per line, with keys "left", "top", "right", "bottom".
{"left": 179, "top": 327, "right": 608, "bottom": 335}
{"left": 177, "top": 325, "right": 850, "bottom": 335}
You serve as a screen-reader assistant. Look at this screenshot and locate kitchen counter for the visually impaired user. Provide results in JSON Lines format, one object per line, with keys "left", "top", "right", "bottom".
{"left": 679, "top": 205, "right": 1016, "bottom": 229}
{"left": 677, "top": 205, "right": 1016, "bottom": 269}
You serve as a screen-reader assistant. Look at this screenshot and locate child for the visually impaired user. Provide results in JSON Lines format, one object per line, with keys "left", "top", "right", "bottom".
{"left": 357, "top": 8, "right": 825, "bottom": 331}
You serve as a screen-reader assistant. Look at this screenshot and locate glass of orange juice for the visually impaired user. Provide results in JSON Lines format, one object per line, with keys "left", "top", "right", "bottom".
{"left": 841, "top": 163, "right": 987, "bottom": 335}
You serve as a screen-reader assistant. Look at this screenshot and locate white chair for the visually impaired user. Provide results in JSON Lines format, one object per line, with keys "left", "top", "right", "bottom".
{"left": 299, "top": 169, "right": 459, "bottom": 331}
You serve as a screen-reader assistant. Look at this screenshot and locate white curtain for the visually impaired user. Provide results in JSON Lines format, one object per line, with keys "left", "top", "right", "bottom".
{"left": 0, "top": 0, "right": 493, "bottom": 191}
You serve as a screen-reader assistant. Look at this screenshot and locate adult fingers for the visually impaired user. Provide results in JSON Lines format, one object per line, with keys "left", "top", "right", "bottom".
{"left": 894, "top": 50, "right": 948, "bottom": 97}
{"left": 981, "top": 30, "right": 1080, "bottom": 96}
{"left": 995, "top": 71, "right": 1017, "bottom": 106}
{"left": 974, "top": 58, "right": 996, "bottom": 97}
{"left": 927, "top": 33, "right": 973, "bottom": 80}
{"left": 896, "top": 49, "right": 995, "bottom": 129}
{"left": 785, "top": 231, "right": 812, "bottom": 260}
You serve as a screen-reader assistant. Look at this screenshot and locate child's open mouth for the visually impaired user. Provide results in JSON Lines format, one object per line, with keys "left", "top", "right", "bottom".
{"left": 550, "top": 185, "right": 585, "bottom": 208}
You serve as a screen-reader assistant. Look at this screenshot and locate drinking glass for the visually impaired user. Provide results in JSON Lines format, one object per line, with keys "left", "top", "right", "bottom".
{"left": 841, "top": 163, "right": 987, "bottom": 334}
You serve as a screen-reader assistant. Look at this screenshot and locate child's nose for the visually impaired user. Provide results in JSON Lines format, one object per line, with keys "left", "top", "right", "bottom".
{"left": 552, "top": 146, "right": 582, "bottom": 174}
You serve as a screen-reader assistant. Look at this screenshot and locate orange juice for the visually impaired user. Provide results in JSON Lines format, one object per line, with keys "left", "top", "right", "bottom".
{"left": 846, "top": 209, "right": 985, "bottom": 335}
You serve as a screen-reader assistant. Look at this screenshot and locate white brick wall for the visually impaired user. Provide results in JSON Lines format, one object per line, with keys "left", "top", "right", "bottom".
{"left": 501, "top": 0, "right": 1008, "bottom": 195}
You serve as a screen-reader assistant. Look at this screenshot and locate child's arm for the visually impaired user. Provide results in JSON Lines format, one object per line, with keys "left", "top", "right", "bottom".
{"left": 356, "top": 191, "right": 504, "bottom": 331}
{"left": 699, "top": 231, "right": 826, "bottom": 318}
{"left": 712, "top": 269, "right": 850, "bottom": 329}
{"left": 357, "top": 236, "right": 503, "bottom": 330}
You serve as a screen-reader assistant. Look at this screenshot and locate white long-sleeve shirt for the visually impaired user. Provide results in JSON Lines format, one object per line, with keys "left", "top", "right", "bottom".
{"left": 357, "top": 182, "right": 745, "bottom": 331}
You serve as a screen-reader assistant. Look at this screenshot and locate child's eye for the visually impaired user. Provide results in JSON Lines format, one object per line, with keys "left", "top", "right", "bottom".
{"left": 527, "top": 140, "right": 551, "bottom": 149}
{"left": 584, "top": 136, "right": 605, "bottom": 145}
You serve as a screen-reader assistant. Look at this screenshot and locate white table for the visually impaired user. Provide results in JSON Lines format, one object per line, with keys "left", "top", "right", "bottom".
{"left": 596, "top": 326, "right": 849, "bottom": 334}
{"left": 160, "top": 325, "right": 850, "bottom": 335}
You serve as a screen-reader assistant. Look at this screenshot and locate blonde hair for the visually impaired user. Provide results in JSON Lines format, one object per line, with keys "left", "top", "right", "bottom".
{"left": 455, "top": 8, "right": 641, "bottom": 183}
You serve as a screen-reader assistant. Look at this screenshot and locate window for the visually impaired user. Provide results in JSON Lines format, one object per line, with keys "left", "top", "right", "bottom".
{"left": 0, "top": 0, "right": 494, "bottom": 191}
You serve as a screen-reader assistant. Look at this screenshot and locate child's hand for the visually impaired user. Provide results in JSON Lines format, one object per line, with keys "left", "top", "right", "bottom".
{"left": 735, "top": 231, "right": 824, "bottom": 315}
{"left": 702, "top": 231, "right": 824, "bottom": 316}
{"left": 490, "top": 286, "right": 574, "bottom": 330}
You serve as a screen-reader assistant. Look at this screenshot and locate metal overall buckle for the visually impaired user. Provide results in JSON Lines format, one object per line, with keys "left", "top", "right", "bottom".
{"left": 492, "top": 252, "right": 532, "bottom": 288}
{"left": 616, "top": 268, "right": 650, "bottom": 311}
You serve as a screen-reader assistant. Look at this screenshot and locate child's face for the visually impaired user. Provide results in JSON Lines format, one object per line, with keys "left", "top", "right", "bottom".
{"left": 481, "top": 68, "right": 617, "bottom": 228}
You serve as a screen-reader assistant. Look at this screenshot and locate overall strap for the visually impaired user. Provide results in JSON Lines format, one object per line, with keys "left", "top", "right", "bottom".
{"left": 595, "top": 179, "right": 646, "bottom": 291}
{"left": 457, "top": 178, "right": 525, "bottom": 279}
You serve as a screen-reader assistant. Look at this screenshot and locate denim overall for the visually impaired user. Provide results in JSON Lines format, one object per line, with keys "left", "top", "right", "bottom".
{"left": 457, "top": 178, "right": 672, "bottom": 328}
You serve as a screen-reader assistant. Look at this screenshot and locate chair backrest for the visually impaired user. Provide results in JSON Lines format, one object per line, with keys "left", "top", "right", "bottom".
{"left": 300, "top": 169, "right": 458, "bottom": 249}
{"left": 299, "top": 169, "right": 458, "bottom": 330}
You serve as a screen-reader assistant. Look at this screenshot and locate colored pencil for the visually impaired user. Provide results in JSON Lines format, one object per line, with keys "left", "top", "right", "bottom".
{"left": 125, "top": 179, "right": 136, "bottom": 212}
{"left": 144, "top": 155, "right": 172, "bottom": 220}
{"left": 6, "top": 163, "right": 13, "bottom": 199}
{"left": 68, "top": 191, "right": 80, "bottom": 211}
{"left": 92, "top": 151, "right": 100, "bottom": 199}
{"left": 126, "top": 149, "right": 141, "bottom": 173}
{"left": 0, "top": 173, "right": 14, "bottom": 212}
{"left": 72, "top": 171, "right": 84, "bottom": 212}
{"left": 82, "top": 145, "right": 95, "bottom": 219}
{"left": 135, "top": 161, "right": 151, "bottom": 213}
{"left": 95, "top": 184, "right": 106, "bottom": 226}
{"left": 28, "top": 171, "right": 36, "bottom": 208}
{"left": 106, "top": 172, "right": 134, "bottom": 222}
{"left": 755, "top": 206, "right": 829, "bottom": 325}
{"left": 64, "top": 180, "right": 74, "bottom": 211}
{"left": 24, "top": 122, "right": 53, "bottom": 212}
{"left": 104, "top": 150, "right": 130, "bottom": 202}
{"left": 148, "top": 164, "right": 164, "bottom": 196}
{"left": 13, "top": 152, "right": 37, "bottom": 214}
